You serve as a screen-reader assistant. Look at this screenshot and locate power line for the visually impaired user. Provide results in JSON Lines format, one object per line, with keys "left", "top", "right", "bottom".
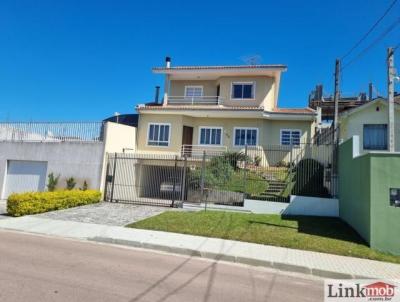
{"left": 341, "top": 0, "right": 399, "bottom": 60}
{"left": 341, "top": 17, "right": 400, "bottom": 71}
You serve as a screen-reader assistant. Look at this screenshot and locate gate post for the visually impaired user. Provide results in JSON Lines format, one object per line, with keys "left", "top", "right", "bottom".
{"left": 243, "top": 144, "right": 248, "bottom": 197}
{"left": 110, "top": 152, "right": 118, "bottom": 203}
{"left": 171, "top": 155, "right": 178, "bottom": 208}
{"left": 181, "top": 154, "right": 187, "bottom": 203}
{"left": 103, "top": 154, "right": 110, "bottom": 201}
{"left": 200, "top": 150, "right": 206, "bottom": 211}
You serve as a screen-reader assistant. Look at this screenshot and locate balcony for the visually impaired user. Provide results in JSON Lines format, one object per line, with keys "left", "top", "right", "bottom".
{"left": 167, "top": 96, "right": 223, "bottom": 106}
{"left": 181, "top": 144, "right": 227, "bottom": 157}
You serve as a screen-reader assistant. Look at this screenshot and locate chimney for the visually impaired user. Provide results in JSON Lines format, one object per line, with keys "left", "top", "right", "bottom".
{"left": 165, "top": 56, "right": 171, "bottom": 68}
{"left": 368, "top": 82, "right": 373, "bottom": 101}
{"left": 154, "top": 86, "right": 160, "bottom": 103}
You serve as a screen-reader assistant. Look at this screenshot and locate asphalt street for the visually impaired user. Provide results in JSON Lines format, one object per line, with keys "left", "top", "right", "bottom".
{"left": 0, "top": 230, "right": 323, "bottom": 302}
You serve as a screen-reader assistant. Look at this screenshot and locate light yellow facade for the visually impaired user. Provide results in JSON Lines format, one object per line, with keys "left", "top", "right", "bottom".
{"left": 137, "top": 113, "right": 315, "bottom": 154}
{"left": 137, "top": 63, "right": 316, "bottom": 155}
{"left": 169, "top": 76, "right": 276, "bottom": 109}
{"left": 340, "top": 100, "right": 400, "bottom": 152}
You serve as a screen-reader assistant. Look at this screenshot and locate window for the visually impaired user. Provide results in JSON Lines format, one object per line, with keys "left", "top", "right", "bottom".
{"left": 363, "top": 124, "right": 387, "bottom": 150}
{"left": 280, "top": 129, "right": 301, "bottom": 145}
{"left": 234, "top": 128, "right": 258, "bottom": 146}
{"left": 231, "top": 82, "right": 255, "bottom": 99}
{"left": 185, "top": 86, "right": 203, "bottom": 97}
{"left": 199, "top": 127, "right": 222, "bottom": 145}
{"left": 147, "top": 123, "right": 170, "bottom": 146}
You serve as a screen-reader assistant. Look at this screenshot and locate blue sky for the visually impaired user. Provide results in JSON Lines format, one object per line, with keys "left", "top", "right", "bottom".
{"left": 0, "top": 0, "right": 399, "bottom": 121}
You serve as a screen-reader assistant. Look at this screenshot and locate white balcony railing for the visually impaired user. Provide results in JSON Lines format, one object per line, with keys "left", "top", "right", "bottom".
{"left": 181, "top": 144, "right": 227, "bottom": 157}
{"left": 168, "top": 96, "right": 223, "bottom": 105}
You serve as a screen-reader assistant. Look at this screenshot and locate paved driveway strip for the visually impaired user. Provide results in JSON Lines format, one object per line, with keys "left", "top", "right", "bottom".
{"left": 0, "top": 216, "right": 399, "bottom": 280}
{"left": 35, "top": 202, "right": 175, "bottom": 226}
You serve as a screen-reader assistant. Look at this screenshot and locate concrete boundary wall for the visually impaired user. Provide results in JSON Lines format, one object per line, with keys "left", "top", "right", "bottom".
{"left": 339, "top": 136, "right": 400, "bottom": 255}
{"left": 0, "top": 122, "right": 136, "bottom": 198}
{"left": 184, "top": 196, "right": 339, "bottom": 216}
{"left": 244, "top": 196, "right": 339, "bottom": 216}
{"left": 0, "top": 141, "right": 104, "bottom": 198}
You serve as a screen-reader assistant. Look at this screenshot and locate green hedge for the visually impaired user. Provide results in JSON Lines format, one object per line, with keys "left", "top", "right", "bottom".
{"left": 7, "top": 190, "right": 102, "bottom": 217}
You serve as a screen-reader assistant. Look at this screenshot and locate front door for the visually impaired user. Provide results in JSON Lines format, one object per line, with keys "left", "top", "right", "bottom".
{"left": 182, "top": 126, "right": 193, "bottom": 156}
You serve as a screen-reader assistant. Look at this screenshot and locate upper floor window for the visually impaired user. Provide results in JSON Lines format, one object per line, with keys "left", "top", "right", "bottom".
{"left": 148, "top": 123, "right": 170, "bottom": 146}
{"left": 199, "top": 127, "right": 222, "bottom": 145}
{"left": 185, "top": 86, "right": 203, "bottom": 97}
{"left": 234, "top": 128, "right": 258, "bottom": 146}
{"left": 231, "top": 82, "right": 255, "bottom": 99}
{"left": 281, "top": 129, "right": 301, "bottom": 146}
{"left": 363, "top": 124, "right": 387, "bottom": 150}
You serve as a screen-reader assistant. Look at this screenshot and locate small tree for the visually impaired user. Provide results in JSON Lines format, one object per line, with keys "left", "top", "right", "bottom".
{"left": 47, "top": 173, "right": 60, "bottom": 192}
{"left": 66, "top": 177, "right": 76, "bottom": 190}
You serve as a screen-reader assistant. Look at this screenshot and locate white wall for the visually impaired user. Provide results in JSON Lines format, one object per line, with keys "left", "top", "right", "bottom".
{"left": 0, "top": 141, "right": 104, "bottom": 198}
{"left": 243, "top": 195, "right": 339, "bottom": 217}
{"left": 0, "top": 122, "right": 137, "bottom": 198}
{"left": 99, "top": 122, "right": 137, "bottom": 191}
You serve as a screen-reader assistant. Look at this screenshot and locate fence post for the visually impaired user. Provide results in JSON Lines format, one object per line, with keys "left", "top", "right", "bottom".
{"left": 103, "top": 155, "right": 110, "bottom": 201}
{"left": 200, "top": 150, "right": 206, "bottom": 211}
{"left": 110, "top": 152, "right": 118, "bottom": 203}
{"left": 243, "top": 144, "right": 248, "bottom": 197}
{"left": 181, "top": 154, "right": 187, "bottom": 203}
{"left": 171, "top": 155, "right": 178, "bottom": 208}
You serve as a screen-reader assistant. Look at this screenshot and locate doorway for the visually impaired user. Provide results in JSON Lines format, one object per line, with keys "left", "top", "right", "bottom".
{"left": 182, "top": 126, "right": 193, "bottom": 156}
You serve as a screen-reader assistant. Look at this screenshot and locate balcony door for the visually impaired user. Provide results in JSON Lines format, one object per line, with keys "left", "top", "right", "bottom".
{"left": 182, "top": 126, "right": 193, "bottom": 156}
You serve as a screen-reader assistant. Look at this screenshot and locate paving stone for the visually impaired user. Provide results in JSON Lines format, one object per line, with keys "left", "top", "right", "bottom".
{"left": 35, "top": 202, "right": 176, "bottom": 226}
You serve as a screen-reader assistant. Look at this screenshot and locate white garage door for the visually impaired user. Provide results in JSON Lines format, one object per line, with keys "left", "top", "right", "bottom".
{"left": 3, "top": 160, "right": 48, "bottom": 198}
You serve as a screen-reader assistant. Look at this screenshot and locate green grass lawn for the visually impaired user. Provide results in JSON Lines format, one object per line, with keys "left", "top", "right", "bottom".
{"left": 127, "top": 211, "right": 400, "bottom": 264}
{"left": 215, "top": 170, "right": 266, "bottom": 196}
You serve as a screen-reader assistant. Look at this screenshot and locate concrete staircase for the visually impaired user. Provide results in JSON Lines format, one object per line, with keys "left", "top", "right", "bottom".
{"left": 258, "top": 180, "right": 290, "bottom": 203}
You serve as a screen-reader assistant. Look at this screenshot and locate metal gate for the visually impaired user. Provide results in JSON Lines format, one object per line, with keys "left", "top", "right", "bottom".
{"left": 104, "top": 153, "right": 186, "bottom": 207}
{"left": 104, "top": 143, "right": 338, "bottom": 207}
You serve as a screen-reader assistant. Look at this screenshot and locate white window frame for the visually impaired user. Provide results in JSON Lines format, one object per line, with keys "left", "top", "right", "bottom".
{"left": 198, "top": 126, "right": 223, "bottom": 146}
{"left": 230, "top": 82, "right": 256, "bottom": 100}
{"left": 146, "top": 123, "right": 171, "bottom": 147}
{"left": 280, "top": 129, "right": 302, "bottom": 146}
{"left": 233, "top": 127, "right": 259, "bottom": 146}
{"left": 184, "top": 86, "right": 203, "bottom": 97}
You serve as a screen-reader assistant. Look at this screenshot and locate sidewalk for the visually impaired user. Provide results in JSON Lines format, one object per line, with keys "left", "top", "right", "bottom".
{"left": 0, "top": 216, "right": 399, "bottom": 279}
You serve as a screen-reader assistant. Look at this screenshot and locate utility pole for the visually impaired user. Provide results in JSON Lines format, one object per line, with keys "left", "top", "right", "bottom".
{"left": 333, "top": 59, "right": 341, "bottom": 143}
{"left": 387, "top": 47, "right": 395, "bottom": 152}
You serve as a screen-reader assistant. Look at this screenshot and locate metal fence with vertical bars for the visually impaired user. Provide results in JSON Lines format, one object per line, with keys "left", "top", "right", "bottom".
{"left": 104, "top": 142, "right": 337, "bottom": 207}
{"left": 0, "top": 122, "right": 104, "bottom": 142}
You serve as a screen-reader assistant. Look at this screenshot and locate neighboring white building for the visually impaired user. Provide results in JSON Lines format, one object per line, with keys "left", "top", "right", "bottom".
{"left": 340, "top": 98, "right": 400, "bottom": 152}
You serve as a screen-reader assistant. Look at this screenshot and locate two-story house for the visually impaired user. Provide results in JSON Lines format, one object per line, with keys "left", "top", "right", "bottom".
{"left": 136, "top": 57, "right": 316, "bottom": 155}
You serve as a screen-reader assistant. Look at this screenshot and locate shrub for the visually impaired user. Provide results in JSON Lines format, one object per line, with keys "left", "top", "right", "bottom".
{"left": 7, "top": 190, "right": 101, "bottom": 217}
{"left": 47, "top": 173, "right": 60, "bottom": 192}
{"left": 208, "top": 156, "right": 234, "bottom": 182}
{"left": 221, "top": 151, "right": 249, "bottom": 170}
{"left": 188, "top": 169, "right": 218, "bottom": 189}
{"left": 292, "top": 158, "right": 329, "bottom": 197}
{"left": 254, "top": 155, "right": 262, "bottom": 166}
{"left": 66, "top": 177, "right": 76, "bottom": 190}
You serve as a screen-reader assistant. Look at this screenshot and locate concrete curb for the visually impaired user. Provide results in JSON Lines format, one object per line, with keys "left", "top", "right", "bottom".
{"left": 89, "top": 236, "right": 362, "bottom": 279}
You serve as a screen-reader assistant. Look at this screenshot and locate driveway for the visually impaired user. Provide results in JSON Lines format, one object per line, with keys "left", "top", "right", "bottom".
{"left": 35, "top": 202, "right": 175, "bottom": 226}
